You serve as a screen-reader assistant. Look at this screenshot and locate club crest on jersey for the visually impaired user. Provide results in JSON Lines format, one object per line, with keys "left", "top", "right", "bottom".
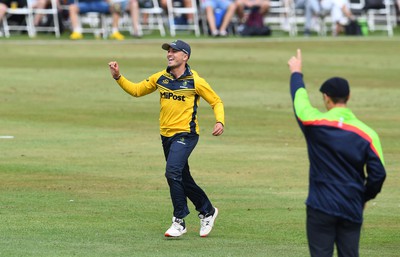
{"left": 162, "top": 79, "right": 169, "bottom": 84}
{"left": 180, "top": 81, "right": 188, "bottom": 89}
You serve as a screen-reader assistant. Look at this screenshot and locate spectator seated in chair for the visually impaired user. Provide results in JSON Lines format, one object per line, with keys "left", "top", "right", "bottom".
{"left": 68, "top": 0, "right": 131, "bottom": 40}
{"left": 202, "top": 0, "right": 237, "bottom": 37}
{"left": 238, "top": 5, "right": 271, "bottom": 36}
{"left": 235, "top": 0, "right": 269, "bottom": 26}
{"left": 320, "top": 0, "right": 355, "bottom": 36}
{"left": 160, "top": 0, "right": 194, "bottom": 24}
{"left": 0, "top": 0, "right": 60, "bottom": 32}
{"left": 0, "top": 0, "right": 29, "bottom": 29}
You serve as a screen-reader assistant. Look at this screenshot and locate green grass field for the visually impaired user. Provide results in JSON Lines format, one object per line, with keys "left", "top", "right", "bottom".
{"left": 1, "top": 38, "right": 399, "bottom": 256}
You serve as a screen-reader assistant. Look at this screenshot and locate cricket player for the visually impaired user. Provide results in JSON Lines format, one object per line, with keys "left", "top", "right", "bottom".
{"left": 108, "top": 40, "right": 224, "bottom": 237}
{"left": 288, "top": 49, "right": 386, "bottom": 257}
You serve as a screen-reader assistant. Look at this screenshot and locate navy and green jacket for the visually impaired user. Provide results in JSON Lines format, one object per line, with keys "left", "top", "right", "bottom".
{"left": 290, "top": 72, "right": 386, "bottom": 223}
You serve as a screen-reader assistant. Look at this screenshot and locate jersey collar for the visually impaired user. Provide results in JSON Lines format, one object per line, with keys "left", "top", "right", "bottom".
{"left": 166, "top": 64, "right": 192, "bottom": 79}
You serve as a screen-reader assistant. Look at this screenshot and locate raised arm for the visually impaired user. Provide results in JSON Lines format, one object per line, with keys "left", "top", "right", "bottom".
{"left": 287, "top": 49, "right": 302, "bottom": 74}
{"left": 107, "top": 61, "right": 158, "bottom": 97}
{"left": 108, "top": 61, "right": 121, "bottom": 80}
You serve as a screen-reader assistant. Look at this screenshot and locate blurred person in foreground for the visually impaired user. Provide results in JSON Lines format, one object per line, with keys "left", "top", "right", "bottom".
{"left": 108, "top": 40, "right": 224, "bottom": 238}
{"left": 287, "top": 49, "right": 386, "bottom": 257}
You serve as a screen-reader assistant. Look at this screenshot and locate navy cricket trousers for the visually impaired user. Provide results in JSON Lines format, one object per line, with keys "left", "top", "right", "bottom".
{"left": 307, "top": 206, "right": 362, "bottom": 257}
{"left": 161, "top": 133, "right": 213, "bottom": 219}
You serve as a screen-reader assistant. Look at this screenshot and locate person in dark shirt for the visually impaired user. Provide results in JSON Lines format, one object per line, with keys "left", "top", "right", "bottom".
{"left": 288, "top": 49, "right": 386, "bottom": 257}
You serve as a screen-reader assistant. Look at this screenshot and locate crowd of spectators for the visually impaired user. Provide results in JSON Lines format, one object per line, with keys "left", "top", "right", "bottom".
{"left": 0, "top": 0, "right": 399, "bottom": 39}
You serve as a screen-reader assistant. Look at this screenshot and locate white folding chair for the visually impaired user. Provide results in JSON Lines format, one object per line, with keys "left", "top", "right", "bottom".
{"left": 292, "top": 0, "right": 331, "bottom": 36}
{"left": 79, "top": 11, "right": 109, "bottom": 38}
{"left": 265, "top": 0, "right": 296, "bottom": 36}
{"left": 316, "top": 12, "right": 333, "bottom": 36}
{"left": 350, "top": 0, "right": 366, "bottom": 11}
{"left": 59, "top": 0, "right": 109, "bottom": 39}
{"left": 138, "top": 0, "right": 166, "bottom": 36}
{"left": 2, "top": 0, "right": 36, "bottom": 37}
{"left": 32, "top": 0, "right": 61, "bottom": 37}
{"left": 365, "top": 0, "right": 395, "bottom": 36}
{"left": 99, "top": 0, "right": 167, "bottom": 38}
{"left": 350, "top": 0, "right": 394, "bottom": 36}
{"left": 166, "top": 0, "right": 200, "bottom": 36}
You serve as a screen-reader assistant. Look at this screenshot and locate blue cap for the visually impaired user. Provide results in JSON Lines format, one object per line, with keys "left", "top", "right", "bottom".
{"left": 162, "top": 40, "right": 191, "bottom": 57}
{"left": 320, "top": 77, "right": 350, "bottom": 98}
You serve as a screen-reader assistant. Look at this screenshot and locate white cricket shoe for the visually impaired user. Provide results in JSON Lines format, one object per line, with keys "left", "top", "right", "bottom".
{"left": 199, "top": 207, "right": 219, "bottom": 237}
{"left": 164, "top": 217, "right": 187, "bottom": 237}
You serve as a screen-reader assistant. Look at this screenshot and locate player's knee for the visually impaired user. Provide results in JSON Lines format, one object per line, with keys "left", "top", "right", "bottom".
{"left": 165, "top": 168, "right": 182, "bottom": 181}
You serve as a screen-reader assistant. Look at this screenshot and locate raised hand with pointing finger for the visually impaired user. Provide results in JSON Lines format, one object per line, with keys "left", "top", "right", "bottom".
{"left": 287, "top": 49, "right": 302, "bottom": 74}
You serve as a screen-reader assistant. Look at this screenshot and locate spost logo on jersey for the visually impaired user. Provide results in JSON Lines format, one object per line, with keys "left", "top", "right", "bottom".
{"left": 160, "top": 92, "right": 186, "bottom": 101}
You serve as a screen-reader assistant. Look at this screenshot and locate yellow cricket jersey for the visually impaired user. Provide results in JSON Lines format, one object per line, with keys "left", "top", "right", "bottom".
{"left": 115, "top": 65, "right": 225, "bottom": 137}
